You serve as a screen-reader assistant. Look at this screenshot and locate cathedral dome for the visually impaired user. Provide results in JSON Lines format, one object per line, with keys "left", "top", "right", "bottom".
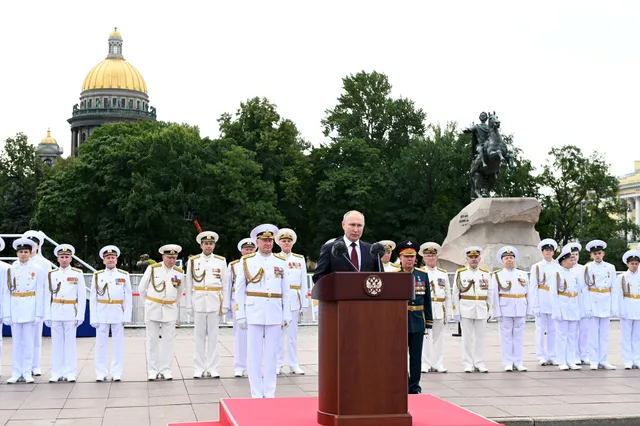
{"left": 40, "top": 128, "right": 57, "bottom": 144}
{"left": 81, "top": 27, "right": 148, "bottom": 94}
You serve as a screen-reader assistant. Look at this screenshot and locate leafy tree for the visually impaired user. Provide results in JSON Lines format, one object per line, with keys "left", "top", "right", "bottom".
{"left": 0, "top": 133, "right": 44, "bottom": 234}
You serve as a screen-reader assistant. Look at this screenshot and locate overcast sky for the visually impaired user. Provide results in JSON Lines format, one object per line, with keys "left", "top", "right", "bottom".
{"left": 1, "top": 0, "right": 638, "bottom": 177}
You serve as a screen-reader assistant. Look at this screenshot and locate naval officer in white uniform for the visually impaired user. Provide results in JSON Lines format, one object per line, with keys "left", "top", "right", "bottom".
{"left": 236, "top": 224, "right": 292, "bottom": 398}
{"left": 615, "top": 249, "right": 640, "bottom": 369}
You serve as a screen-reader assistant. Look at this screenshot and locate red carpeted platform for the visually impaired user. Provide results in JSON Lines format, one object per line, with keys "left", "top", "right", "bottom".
{"left": 201, "top": 395, "right": 501, "bottom": 426}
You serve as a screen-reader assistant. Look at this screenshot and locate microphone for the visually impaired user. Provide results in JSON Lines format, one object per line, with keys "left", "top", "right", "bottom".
{"left": 370, "top": 243, "right": 386, "bottom": 272}
{"left": 331, "top": 240, "right": 358, "bottom": 271}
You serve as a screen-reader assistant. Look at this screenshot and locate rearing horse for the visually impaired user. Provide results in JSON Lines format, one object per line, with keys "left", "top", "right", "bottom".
{"left": 470, "top": 112, "right": 513, "bottom": 198}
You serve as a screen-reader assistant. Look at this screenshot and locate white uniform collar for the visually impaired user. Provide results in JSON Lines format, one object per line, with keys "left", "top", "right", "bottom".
{"left": 59, "top": 265, "right": 70, "bottom": 272}
{"left": 202, "top": 252, "right": 213, "bottom": 259}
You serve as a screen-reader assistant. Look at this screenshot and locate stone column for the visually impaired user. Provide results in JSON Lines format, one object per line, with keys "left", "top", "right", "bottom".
{"left": 636, "top": 196, "right": 640, "bottom": 226}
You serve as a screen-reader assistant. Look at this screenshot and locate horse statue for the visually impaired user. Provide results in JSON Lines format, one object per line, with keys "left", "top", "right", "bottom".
{"left": 468, "top": 112, "right": 514, "bottom": 199}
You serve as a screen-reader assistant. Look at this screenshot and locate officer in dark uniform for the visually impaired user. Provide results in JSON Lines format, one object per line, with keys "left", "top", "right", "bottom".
{"left": 393, "top": 240, "right": 433, "bottom": 394}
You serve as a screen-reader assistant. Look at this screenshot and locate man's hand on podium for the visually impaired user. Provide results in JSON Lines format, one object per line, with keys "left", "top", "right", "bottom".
{"left": 237, "top": 318, "right": 247, "bottom": 330}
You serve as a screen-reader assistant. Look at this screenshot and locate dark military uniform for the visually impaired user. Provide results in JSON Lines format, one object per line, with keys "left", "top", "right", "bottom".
{"left": 394, "top": 240, "right": 433, "bottom": 394}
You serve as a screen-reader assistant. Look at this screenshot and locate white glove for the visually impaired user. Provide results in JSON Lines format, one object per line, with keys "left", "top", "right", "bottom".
{"left": 237, "top": 318, "right": 247, "bottom": 330}
{"left": 586, "top": 311, "right": 593, "bottom": 319}
{"left": 222, "top": 308, "right": 229, "bottom": 315}
{"left": 533, "top": 308, "right": 540, "bottom": 317}
{"left": 3, "top": 318, "right": 11, "bottom": 326}
{"left": 299, "top": 308, "right": 306, "bottom": 316}
{"left": 619, "top": 312, "right": 627, "bottom": 320}
{"left": 34, "top": 317, "right": 42, "bottom": 325}
{"left": 424, "top": 329, "right": 430, "bottom": 336}
{"left": 45, "top": 320, "right": 52, "bottom": 327}
{"left": 453, "top": 315, "right": 461, "bottom": 322}
{"left": 91, "top": 323, "right": 98, "bottom": 328}
{"left": 76, "top": 320, "right": 83, "bottom": 328}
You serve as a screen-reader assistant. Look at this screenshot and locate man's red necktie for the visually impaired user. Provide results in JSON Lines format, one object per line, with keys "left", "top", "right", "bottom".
{"left": 350, "top": 242, "right": 359, "bottom": 271}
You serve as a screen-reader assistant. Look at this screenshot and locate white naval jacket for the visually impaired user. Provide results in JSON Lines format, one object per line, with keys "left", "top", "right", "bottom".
{"left": 550, "top": 267, "right": 581, "bottom": 321}
{"left": 0, "top": 261, "right": 9, "bottom": 320}
{"left": 491, "top": 268, "right": 531, "bottom": 318}
{"left": 529, "top": 260, "right": 559, "bottom": 315}
{"left": 584, "top": 261, "right": 618, "bottom": 318}
{"left": 423, "top": 266, "right": 451, "bottom": 321}
{"left": 569, "top": 263, "right": 587, "bottom": 318}
{"left": 280, "top": 251, "right": 308, "bottom": 312}
{"left": 451, "top": 266, "right": 493, "bottom": 320}
{"left": 186, "top": 253, "right": 230, "bottom": 314}
{"left": 44, "top": 266, "right": 86, "bottom": 323}
{"left": 383, "top": 262, "right": 400, "bottom": 272}
{"left": 228, "top": 259, "right": 240, "bottom": 311}
{"left": 615, "top": 270, "right": 640, "bottom": 321}
{"left": 90, "top": 267, "right": 133, "bottom": 325}
{"left": 235, "top": 252, "right": 292, "bottom": 326}
{"left": 3, "top": 262, "right": 45, "bottom": 324}
{"left": 139, "top": 262, "right": 184, "bottom": 323}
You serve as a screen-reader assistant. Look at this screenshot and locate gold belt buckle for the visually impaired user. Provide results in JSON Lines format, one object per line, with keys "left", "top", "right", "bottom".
{"left": 268, "top": 291, "right": 272, "bottom": 298}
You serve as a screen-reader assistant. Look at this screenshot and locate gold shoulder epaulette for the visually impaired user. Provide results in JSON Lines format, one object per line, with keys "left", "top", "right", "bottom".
{"left": 214, "top": 254, "right": 226, "bottom": 261}
{"left": 292, "top": 253, "right": 305, "bottom": 259}
{"left": 94, "top": 269, "right": 105, "bottom": 275}
{"left": 117, "top": 269, "right": 129, "bottom": 275}
{"left": 151, "top": 263, "right": 162, "bottom": 268}
{"left": 479, "top": 267, "right": 490, "bottom": 273}
{"left": 437, "top": 267, "right": 448, "bottom": 273}
{"left": 189, "top": 254, "right": 201, "bottom": 261}
{"left": 242, "top": 253, "right": 256, "bottom": 259}
{"left": 173, "top": 266, "right": 184, "bottom": 273}
{"left": 49, "top": 268, "right": 59, "bottom": 275}
{"left": 493, "top": 268, "right": 503, "bottom": 274}
{"left": 391, "top": 262, "right": 400, "bottom": 268}
{"left": 229, "top": 259, "right": 240, "bottom": 266}
{"left": 274, "top": 253, "right": 286, "bottom": 261}
{"left": 71, "top": 267, "right": 83, "bottom": 273}
{"left": 456, "top": 266, "right": 467, "bottom": 273}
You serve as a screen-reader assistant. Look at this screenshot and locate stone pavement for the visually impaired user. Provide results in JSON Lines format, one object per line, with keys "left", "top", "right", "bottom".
{"left": 1, "top": 321, "right": 639, "bottom": 426}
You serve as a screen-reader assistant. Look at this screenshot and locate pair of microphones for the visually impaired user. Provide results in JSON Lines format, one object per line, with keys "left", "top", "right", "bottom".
{"left": 331, "top": 240, "right": 387, "bottom": 271}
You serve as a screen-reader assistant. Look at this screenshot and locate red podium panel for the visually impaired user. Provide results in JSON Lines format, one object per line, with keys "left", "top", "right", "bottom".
{"left": 312, "top": 272, "right": 414, "bottom": 426}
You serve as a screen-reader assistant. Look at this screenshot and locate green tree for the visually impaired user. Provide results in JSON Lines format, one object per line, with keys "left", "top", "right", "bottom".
{"left": 0, "top": 133, "right": 44, "bottom": 233}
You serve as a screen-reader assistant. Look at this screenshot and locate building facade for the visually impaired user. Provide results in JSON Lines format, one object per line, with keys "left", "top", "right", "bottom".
{"left": 36, "top": 129, "right": 63, "bottom": 166}
{"left": 619, "top": 161, "right": 640, "bottom": 243}
{"left": 67, "top": 28, "right": 156, "bottom": 156}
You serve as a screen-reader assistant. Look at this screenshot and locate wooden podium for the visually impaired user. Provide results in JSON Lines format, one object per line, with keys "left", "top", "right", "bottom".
{"left": 312, "top": 272, "right": 414, "bottom": 426}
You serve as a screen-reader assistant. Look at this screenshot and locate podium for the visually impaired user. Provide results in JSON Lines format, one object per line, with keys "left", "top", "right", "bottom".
{"left": 312, "top": 272, "right": 414, "bottom": 426}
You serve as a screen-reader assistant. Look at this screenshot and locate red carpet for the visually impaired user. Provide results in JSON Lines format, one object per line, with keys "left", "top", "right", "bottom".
{"left": 211, "top": 395, "right": 502, "bottom": 426}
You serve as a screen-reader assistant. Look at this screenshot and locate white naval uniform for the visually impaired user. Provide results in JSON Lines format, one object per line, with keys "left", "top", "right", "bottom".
{"left": 570, "top": 263, "right": 589, "bottom": 362}
{"left": 584, "top": 261, "right": 617, "bottom": 366}
{"left": 615, "top": 270, "right": 640, "bottom": 367}
{"left": 421, "top": 266, "right": 451, "bottom": 371}
{"left": 277, "top": 252, "right": 308, "bottom": 371}
{"left": 0, "top": 261, "right": 9, "bottom": 372}
{"left": 44, "top": 266, "right": 86, "bottom": 379}
{"left": 383, "top": 262, "right": 400, "bottom": 273}
{"left": 550, "top": 267, "right": 581, "bottom": 367}
{"left": 236, "top": 252, "right": 292, "bottom": 398}
{"left": 138, "top": 263, "right": 184, "bottom": 377}
{"left": 28, "top": 254, "right": 52, "bottom": 373}
{"left": 229, "top": 259, "right": 247, "bottom": 374}
{"left": 451, "top": 266, "right": 492, "bottom": 370}
{"left": 491, "top": 268, "right": 531, "bottom": 368}
{"left": 186, "top": 253, "right": 230, "bottom": 376}
{"left": 3, "top": 262, "right": 45, "bottom": 380}
{"left": 90, "top": 267, "right": 132, "bottom": 379}
{"left": 529, "top": 260, "right": 559, "bottom": 363}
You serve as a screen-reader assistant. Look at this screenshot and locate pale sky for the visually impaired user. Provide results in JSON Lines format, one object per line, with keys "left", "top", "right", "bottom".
{"left": 1, "top": 0, "right": 638, "bottom": 177}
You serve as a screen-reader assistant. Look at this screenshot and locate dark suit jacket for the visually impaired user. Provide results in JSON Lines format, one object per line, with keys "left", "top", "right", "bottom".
{"left": 312, "top": 237, "right": 380, "bottom": 283}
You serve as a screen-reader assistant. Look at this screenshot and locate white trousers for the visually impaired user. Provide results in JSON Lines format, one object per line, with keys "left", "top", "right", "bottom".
{"left": 33, "top": 319, "right": 43, "bottom": 370}
{"left": 277, "top": 312, "right": 300, "bottom": 369}
{"left": 193, "top": 312, "right": 220, "bottom": 375}
{"left": 576, "top": 317, "right": 590, "bottom": 361}
{"left": 247, "top": 324, "right": 280, "bottom": 398}
{"left": 50, "top": 321, "right": 77, "bottom": 379}
{"left": 95, "top": 323, "right": 125, "bottom": 378}
{"left": 589, "top": 317, "right": 611, "bottom": 365}
{"left": 621, "top": 319, "right": 640, "bottom": 366}
{"left": 233, "top": 309, "right": 247, "bottom": 372}
{"left": 11, "top": 322, "right": 35, "bottom": 379}
{"left": 499, "top": 317, "right": 525, "bottom": 367}
{"left": 460, "top": 318, "right": 486, "bottom": 369}
{"left": 535, "top": 313, "right": 556, "bottom": 361}
{"left": 555, "top": 320, "right": 578, "bottom": 366}
{"left": 145, "top": 320, "right": 175, "bottom": 376}
{"left": 422, "top": 320, "right": 445, "bottom": 370}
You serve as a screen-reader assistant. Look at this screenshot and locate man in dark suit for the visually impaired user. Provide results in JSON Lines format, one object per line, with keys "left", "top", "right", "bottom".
{"left": 312, "top": 210, "right": 380, "bottom": 283}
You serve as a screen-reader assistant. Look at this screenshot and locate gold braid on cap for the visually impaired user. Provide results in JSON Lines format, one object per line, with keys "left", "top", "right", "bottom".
{"left": 243, "top": 258, "right": 264, "bottom": 284}
{"left": 557, "top": 271, "right": 567, "bottom": 293}
{"left": 191, "top": 259, "right": 205, "bottom": 283}
{"left": 495, "top": 273, "right": 511, "bottom": 291}
{"left": 456, "top": 272, "right": 473, "bottom": 293}
{"left": 48, "top": 270, "right": 61, "bottom": 295}
{"left": 584, "top": 266, "right": 595, "bottom": 288}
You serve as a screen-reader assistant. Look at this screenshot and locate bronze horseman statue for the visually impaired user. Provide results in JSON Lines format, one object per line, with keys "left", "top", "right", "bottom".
{"left": 464, "top": 111, "right": 515, "bottom": 199}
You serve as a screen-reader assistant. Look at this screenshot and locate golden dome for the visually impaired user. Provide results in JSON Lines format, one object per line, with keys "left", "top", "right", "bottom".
{"left": 41, "top": 128, "right": 57, "bottom": 144}
{"left": 82, "top": 58, "right": 148, "bottom": 93}
{"left": 110, "top": 26, "right": 121, "bottom": 38}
